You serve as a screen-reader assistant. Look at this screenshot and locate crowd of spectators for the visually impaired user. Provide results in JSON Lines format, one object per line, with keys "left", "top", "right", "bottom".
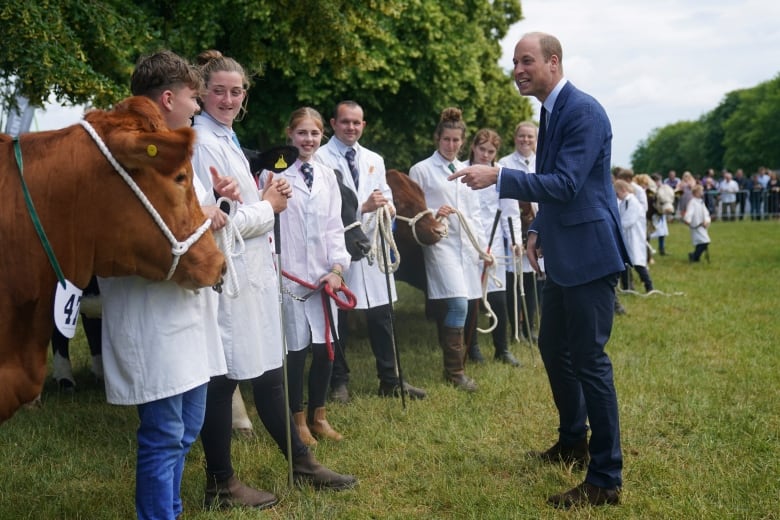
{"left": 659, "top": 167, "right": 779, "bottom": 221}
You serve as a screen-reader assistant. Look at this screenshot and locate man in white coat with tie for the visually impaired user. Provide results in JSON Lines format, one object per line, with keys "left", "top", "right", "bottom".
{"left": 315, "top": 100, "right": 427, "bottom": 401}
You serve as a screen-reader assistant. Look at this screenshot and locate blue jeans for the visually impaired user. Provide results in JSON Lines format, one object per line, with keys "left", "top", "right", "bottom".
{"left": 442, "top": 297, "right": 468, "bottom": 328}
{"left": 135, "top": 383, "right": 207, "bottom": 520}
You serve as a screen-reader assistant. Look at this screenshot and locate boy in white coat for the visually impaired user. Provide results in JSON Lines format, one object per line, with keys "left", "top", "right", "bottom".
{"left": 615, "top": 180, "right": 654, "bottom": 292}
{"left": 684, "top": 184, "right": 712, "bottom": 262}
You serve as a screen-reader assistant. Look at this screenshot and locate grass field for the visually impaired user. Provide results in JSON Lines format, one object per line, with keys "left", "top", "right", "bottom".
{"left": 1, "top": 218, "right": 778, "bottom": 519}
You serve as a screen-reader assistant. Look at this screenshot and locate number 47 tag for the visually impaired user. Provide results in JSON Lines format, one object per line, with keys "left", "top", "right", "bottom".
{"left": 54, "top": 280, "right": 83, "bottom": 338}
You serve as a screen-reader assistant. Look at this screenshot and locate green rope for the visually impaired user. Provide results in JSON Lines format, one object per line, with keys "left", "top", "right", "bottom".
{"left": 13, "top": 137, "right": 67, "bottom": 288}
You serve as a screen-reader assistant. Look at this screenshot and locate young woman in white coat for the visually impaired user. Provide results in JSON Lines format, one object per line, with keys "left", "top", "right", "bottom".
{"left": 260, "top": 107, "right": 351, "bottom": 446}
{"left": 192, "top": 52, "right": 355, "bottom": 508}
{"left": 409, "top": 107, "right": 488, "bottom": 392}
{"left": 466, "top": 128, "right": 521, "bottom": 367}
{"left": 497, "top": 121, "right": 543, "bottom": 340}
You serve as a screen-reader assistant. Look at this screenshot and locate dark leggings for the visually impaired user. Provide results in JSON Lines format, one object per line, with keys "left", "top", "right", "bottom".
{"left": 287, "top": 344, "right": 332, "bottom": 420}
{"left": 200, "top": 368, "right": 308, "bottom": 481}
{"left": 465, "top": 292, "right": 510, "bottom": 355}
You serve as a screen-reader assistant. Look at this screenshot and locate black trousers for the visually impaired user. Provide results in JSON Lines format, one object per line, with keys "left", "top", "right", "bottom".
{"left": 287, "top": 344, "right": 331, "bottom": 415}
{"left": 200, "top": 368, "right": 307, "bottom": 481}
{"left": 333, "top": 304, "right": 399, "bottom": 387}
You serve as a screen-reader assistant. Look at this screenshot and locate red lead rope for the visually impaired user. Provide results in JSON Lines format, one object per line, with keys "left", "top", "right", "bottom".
{"left": 281, "top": 270, "right": 357, "bottom": 360}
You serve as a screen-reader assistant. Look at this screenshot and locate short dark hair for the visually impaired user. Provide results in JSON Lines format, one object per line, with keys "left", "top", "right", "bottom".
{"left": 131, "top": 50, "right": 203, "bottom": 98}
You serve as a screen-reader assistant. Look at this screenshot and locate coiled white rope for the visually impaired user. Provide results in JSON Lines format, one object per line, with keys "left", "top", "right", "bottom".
{"left": 440, "top": 208, "right": 498, "bottom": 333}
{"left": 79, "top": 120, "right": 212, "bottom": 280}
{"left": 213, "top": 197, "right": 245, "bottom": 297}
{"left": 363, "top": 206, "right": 400, "bottom": 273}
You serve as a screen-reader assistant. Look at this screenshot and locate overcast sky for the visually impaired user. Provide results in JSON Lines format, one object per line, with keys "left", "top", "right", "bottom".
{"left": 500, "top": 0, "right": 780, "bottom": 166}
{"left": 27, "top": 0, "right": 780, "bottom": 167}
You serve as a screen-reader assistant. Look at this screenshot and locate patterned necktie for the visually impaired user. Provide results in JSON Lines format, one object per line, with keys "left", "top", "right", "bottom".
{"left": 448, "top": 163, "right": 456, "bottom": 173}
{"left": 345, "top": 147, "right": 359, "bottom": 189}
{"left": 301, "top": 162, "right": 314, "bottom": 190}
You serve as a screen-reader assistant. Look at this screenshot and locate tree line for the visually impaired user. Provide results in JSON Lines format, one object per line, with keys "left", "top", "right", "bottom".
{"left": 0, "top": 0, "right": 532, "bottom": 170}
{"left": 631, "top": 73, "right": 780, "bottom": 175}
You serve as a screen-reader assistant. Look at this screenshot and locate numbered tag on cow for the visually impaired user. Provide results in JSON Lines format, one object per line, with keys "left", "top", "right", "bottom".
{"left": 53, "top": 280, "right": 83, "bottom": 338}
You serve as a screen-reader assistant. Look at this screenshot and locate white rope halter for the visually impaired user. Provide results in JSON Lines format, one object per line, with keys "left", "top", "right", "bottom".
{"left": 212, "top": 197, "right": 245, "bottom": 297}
{"left": 79, "top": 120, "right": 213, "bottom": 280}
{"left": 439, "top": 208, "right": 498, "bottom": 333}
{"left": 394, "top": 208, "right": 438, "bottom": 246}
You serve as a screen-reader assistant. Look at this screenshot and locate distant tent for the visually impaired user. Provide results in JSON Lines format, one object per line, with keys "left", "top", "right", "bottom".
{"left": 3, "top": 94, "right": 36, "bottom": 136}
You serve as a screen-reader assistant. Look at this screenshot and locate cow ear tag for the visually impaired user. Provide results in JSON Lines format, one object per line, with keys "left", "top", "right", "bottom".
{"left": 274, "top": 155, "right": 287, "bottom": 170}
{"left": 147, "top": 144, "right": 158, "bottom": 157}
{"left": 54, "top": 280, "right": 83, "bottom": 338}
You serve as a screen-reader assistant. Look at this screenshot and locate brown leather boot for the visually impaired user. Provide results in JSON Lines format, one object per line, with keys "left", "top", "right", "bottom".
{"left": 293, "top": 411, "right": 317, "bottom": 446}
{"left": 441, "top": 327, "right": 477, "bottom": 392}
{"left": 308, "top": 406, "right": 344, "bottom": 441}
{"left": 204, "top": 473, "right": 278, "bottom": 510}
{"left": 292, "top": 451, "right": 357, "bottom": 491}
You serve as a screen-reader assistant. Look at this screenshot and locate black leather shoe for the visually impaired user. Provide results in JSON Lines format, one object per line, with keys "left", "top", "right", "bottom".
{"left": 529, "top": 438, "right": 589, "bottom": 469}
{"left": 495, "top": 351, "right": 521, "bottom": 367}
{"left": 547, "top": 481, "right": 620, "bottom": 508}
{"left": 467, "top": 343, "right": 485, "bottom": 363}
{"left": 329, "top": 383, "right": 350, "bottom": 404}
{"left": 378, "top": 381, "right": 427, "bottom": 400}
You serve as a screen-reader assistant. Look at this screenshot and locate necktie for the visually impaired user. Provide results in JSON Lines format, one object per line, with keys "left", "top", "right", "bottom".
{"left": 230, "top": 131, "right": 241, "bottom": 150}
{"left": 524, "top": 158, "right": 530, "bottom": 166}
{"left": 538, "top": 107, "right": 547, "bottom": 159}
{"left": 301, "top": 162, "right": 314, "bottom": 190}
{"left": 345, "top": 147, "right": 359, "bottom": 189}
{"left": 448, "top": 163, "right": 456, "bottom": 173}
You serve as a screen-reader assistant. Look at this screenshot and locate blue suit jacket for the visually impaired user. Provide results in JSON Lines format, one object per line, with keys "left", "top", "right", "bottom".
{"left": 499, "top": 82, "right": 628, "bottom": 287}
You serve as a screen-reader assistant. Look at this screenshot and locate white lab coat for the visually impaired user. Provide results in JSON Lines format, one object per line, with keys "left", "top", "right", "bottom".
{"left": 618, "top": 192, "right": 648, "bottom": 267}
{"left": 191, "top": 113, "right": 283, "bottom": 380}
{"left": 315, "top": 138, "right": 396, "bottom": 308}
{"left": 99, "top": 176, "right": 226, "bottom": 405}
{"left": 498, "top": 151, "right": 544, "bottom": 274}
{"left": 260, "top": 160, "right": 350, "bottom": 351}
{"left": 684, "top": 197, "right": 711, "bottom": 245}
{"left": 409, "top": 152, "right": 486, "bottom": 300}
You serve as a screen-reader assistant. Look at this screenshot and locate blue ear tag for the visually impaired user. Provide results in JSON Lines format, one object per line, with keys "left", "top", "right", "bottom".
{"left": 53, "top": 279, "right": 83, "bottom": 338}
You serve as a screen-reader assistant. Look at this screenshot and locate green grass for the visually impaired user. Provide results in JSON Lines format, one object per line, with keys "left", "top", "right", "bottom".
{"left": 2, "top": 219, "right": 779, "bottom": 519}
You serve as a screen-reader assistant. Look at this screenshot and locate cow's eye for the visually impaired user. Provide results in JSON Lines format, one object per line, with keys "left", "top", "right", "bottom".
{"left": 175, "top": 172, "right": 187, "bottom": 184}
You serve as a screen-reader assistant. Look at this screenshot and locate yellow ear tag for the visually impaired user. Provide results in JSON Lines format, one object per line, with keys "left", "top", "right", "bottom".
{"left": 274, "top": 155, "right": 288, "bottom": 169}
{"left": 147, "top": 144, "right": 158, "bottom": 157}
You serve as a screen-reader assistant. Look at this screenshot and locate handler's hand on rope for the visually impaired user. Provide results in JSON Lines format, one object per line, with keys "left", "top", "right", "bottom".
{"left": 202, "top": 205, "right": 227, "bottom": 231}
{"left": 321, "top": 266, "right": 344, "bottom": 291}
{"left": 362, "top": 189, "right": 393, "bottom": 215}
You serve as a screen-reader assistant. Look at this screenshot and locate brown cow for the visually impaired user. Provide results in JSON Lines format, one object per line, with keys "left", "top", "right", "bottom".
{"left": 0, "top": 96, "right": 225, "bottom": 423}
{"left": 386, "top": 169, "right": 445, "bottom": 292}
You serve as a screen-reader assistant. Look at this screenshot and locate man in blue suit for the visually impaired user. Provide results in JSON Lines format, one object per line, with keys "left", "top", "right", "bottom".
{"left": 450, "top": 32, "right": 628, "bottom": 508}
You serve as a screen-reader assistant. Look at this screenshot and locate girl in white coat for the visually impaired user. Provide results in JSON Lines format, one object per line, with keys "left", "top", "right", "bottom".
{"left": 260, "top": 107, "right": 351, "bottom": 446}
{"left": 409, "top": 107, "right": 488, "bottom": 392}
{"left": 467, "top": 128, "right": 521, "bottom": 367}
{"left": 192, "top": 52, "right": 355, "bottom": 505}
{"left": 498, "top": 121, "right": 543, "bottom": 339}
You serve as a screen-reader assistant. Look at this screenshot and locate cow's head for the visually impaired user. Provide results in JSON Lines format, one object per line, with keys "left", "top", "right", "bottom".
{"left": 82, "top": 97, "right": 225, "bottom": 289}
{"left": 387, "top": 169, "right": 445, "bottom": 246}
{"left": 655, "top": 184, "right": 676, "bottom": 216}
